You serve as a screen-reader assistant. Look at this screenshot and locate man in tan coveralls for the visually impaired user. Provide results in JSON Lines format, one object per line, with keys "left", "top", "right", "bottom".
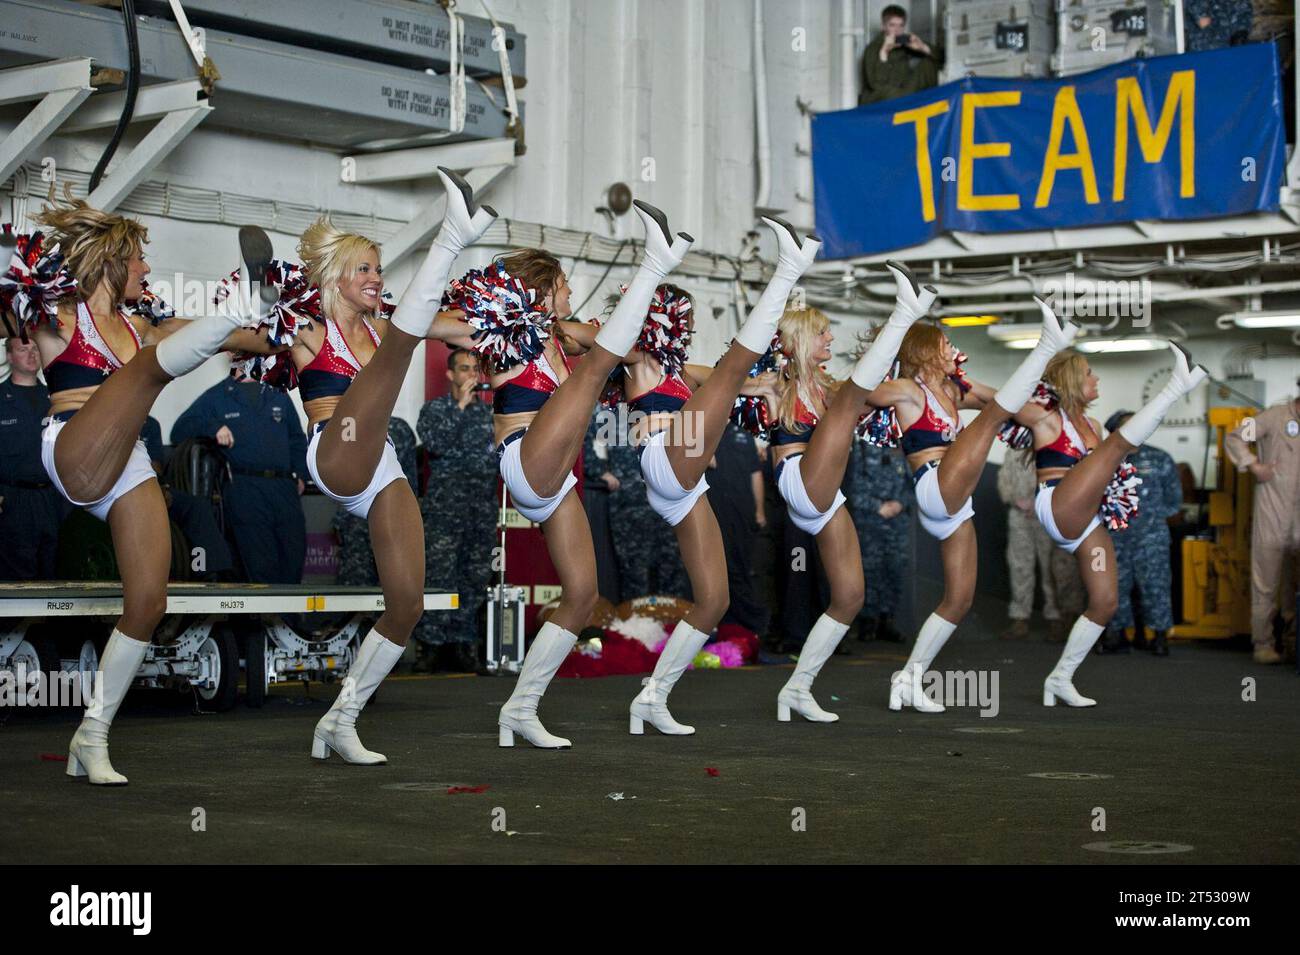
{"left": 997, "top": 452, "right": 1065, "bottom": 640}
{"left": 1226, "top": 384, "right": 1300, "bottom": 664}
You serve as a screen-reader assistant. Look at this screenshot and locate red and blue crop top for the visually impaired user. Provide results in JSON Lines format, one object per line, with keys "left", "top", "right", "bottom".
{"left": 44, "top": 301, "right": 141, "bottom": 393}
{"left": 494, "top": 351, "right": 569, "bottom": 415}
{"left": 1035, "top": 409, "right": 1094, "bottom": 470}
{"left": 771, "top": 392, "right": 821, "bottom": 447}
{"left": 899, "top": 378, "right": 961, "bottom": 455}
{"left": 297, "top": 316, "right": 380, "bottom": 403}
{"left": 627, "top": 371, "right": 692, "bottom": 415}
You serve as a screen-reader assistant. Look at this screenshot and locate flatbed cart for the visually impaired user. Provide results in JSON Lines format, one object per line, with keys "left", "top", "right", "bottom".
{"left": 0, "top": 582, "right": 457, "bottom": 711}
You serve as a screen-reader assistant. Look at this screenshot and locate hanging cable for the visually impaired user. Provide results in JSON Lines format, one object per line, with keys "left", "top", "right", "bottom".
{"left": 89, "top": 0, "right": 141, "bottom": 193}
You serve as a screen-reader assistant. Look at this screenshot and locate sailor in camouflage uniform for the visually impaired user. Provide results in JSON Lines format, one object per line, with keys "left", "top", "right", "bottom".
{"left": 1101, "top": 410, "right": 1184, "bottom": 656}
{"left": 414, "top": 349, "right": 498, "bottom": 671}
{"left": 844, "top": 438, "right": 912, "bottom": 642}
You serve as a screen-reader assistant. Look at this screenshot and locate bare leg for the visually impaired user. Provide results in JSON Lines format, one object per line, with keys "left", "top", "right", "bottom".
{"left": 813, "top": 506, "right": 866, "bottom": 625}
{"left": 498, "top": 491, "right": 599, "bottom": 748}
{"left": 664, "top": 342, "right": 762, "bottom": 489}
{"left": 67, "top": 480, "right": 170, "bottom": 785}
{"left": 1073, "top": 524, "right": 1119, "bottom": 628}
{"left": 935, "top": 519, "right": 978, "bottom": 624}
{"left": 366, "top": 480, "right": 427, "bottom": 645}
{"left": 518, "top": 347, "right": 625, "bottom": 497}
{"left": 1050, "top": 432, "right": 1136, "bottom": 541}
{"left": 888, "top": 519, "right": 975, "bottom": 713}
{"left": 775, "top": 506, "right": 859, "bottom": 722}
{"left": 931, "top": 405, "right": 1010, "bottom": 513}
{"left": 537, "top": 490, "right": 600, "bottom": 633}
{"left": 797, "top": 381, "right": 871, "bottom": 511}
{"left": 671, "top": 497, "right": 730, "bottom": 631}
{"left": 107, "top": 480, "right": 171, "bottom": 639}
{"left": 1042, "top": 525, "right": 1116, "bottom": 707}
{"left": 313, "top": 328, "right": 423, "bottom": 498}
{"left": 52, "top": 348, "right": 173, "bottom": 503}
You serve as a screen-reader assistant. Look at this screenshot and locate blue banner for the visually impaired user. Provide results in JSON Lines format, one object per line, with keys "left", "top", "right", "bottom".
{"left": 811, "top": 45, "right": 1287, "bottom": 258}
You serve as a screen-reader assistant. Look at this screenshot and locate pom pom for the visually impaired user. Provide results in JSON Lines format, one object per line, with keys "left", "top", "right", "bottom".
{"left": 1099, "top": 459, "right": 1142, "bottom": 531}
{"left": 855, "top": 357, "right": 901, "bottom": 447}
{"left": 118, "top": 279, "right": 175, "bottom": 326}
{"left": 632, "top": 283, "right": 692, "bottom": 375}
{"left": 0, "top": 228, "right": 77, "bottom": 333}
{"left": 216, "top": 259, "right": 320, "bottom": 390}
{"left": 949, "top": 350, "right": 972, "bottom": 394}
{"left": 729, "top": 330, "right": 782, "bottom": 439}
{"left": 442, "top": 260, "right": 550, "bottom": 372}
{"left": 997, "top": 381, "right": 1057, "bottom": 449}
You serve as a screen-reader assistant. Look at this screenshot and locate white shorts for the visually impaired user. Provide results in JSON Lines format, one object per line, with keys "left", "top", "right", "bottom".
{"left": 41, "top": 416, "right": 157, "bottom": 522}
{"left": 1034, "top": 482, "right": 1102, "bottom": 553}
{"left": 306, "top": 426, "right": 407, "bottom": 519}
{"left": 639, "top": 429, "right": 709, "bottom": 527}
{"left": 498, "top": 432, "right": 577, "bottom": 525}
{"left": 913, "top": 462, "right": 974, "bottom": 541}
{"left": 776, "top": 454, "right": 846, "bottom": 536}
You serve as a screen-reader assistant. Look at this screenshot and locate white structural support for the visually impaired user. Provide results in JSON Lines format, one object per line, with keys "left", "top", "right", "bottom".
{"left": 0, "top": 58, "right": 94, "bottom": 186}
{"left": 340, "top": 137, "right": 517, "bottom": 269}
{"left": 83, "top": 80, "right": 213, "bottom": 212}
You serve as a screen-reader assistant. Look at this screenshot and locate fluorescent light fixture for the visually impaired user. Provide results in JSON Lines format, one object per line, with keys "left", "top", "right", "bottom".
{"left": 941, "top": 314, "right": 999, "bottom": 327}
{"left": 1226, "top": 310, "right": 1300, "bottom": 329}
{"left": 1075, "top": 337, "right": 1167, "bottom": 353}
{"left": 987, "top": 324, "right": 1041, "bottom": 345}
{"left": 1004, "top": 338, "right": 1037, "bottom": 349}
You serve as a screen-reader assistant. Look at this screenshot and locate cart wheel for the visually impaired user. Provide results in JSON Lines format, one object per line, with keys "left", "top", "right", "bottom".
{"left": 195, "top": 625, "right": 239, "bottom": 713}
{"left": 244, "top": 629, "right": 268, "bottom": 709}
{"left": 76, "top": 639, "right": 99, "bottom": 701}
{"left": 9, "top": 635, "right": 58, "bottom": 679}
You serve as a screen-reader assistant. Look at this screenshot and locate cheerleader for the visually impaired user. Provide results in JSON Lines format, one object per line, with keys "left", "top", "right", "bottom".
{"left": 1014, "top": 342, "right": 1206, "bottom": 706}
{"left": 234, "top": 168, "right": 495, "bottom": 764}
{"left": 860, "top": 300, "right": 1078, "bottom": 712}
{"left": 741, "top": 263, "right": 937, "bottom": 721}
{"left": 618, "top": 218, "right": 820, "bottom": 736}
{"left": 1, "top": 200, "right": 273, "bottom": 784}
{"left": 444, "top": 200, "right": 692, "bottom": 748}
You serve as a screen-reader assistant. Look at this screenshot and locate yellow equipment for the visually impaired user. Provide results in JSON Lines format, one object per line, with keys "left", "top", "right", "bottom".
{"left": 1180, "top": 406, "right": 1254, "bottom": 638}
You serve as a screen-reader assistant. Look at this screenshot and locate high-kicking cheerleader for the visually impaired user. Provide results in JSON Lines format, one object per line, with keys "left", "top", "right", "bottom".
{"left": 613, "top": 218, "right": 819, "bottom": 736}
{"left": 0, "top": 200, "right": 271, "bottom": 784}
{"left": 859, "top": 299, "right": 1078, "bottom": 712}
{"left": 1014, "top": 340, "right": 1206, "bottom": 706}
{"left": 443, "top": 200, "right": 691, "bottom": 748}
{"left": 746, "top": 264, "right": 936, "bottom": 721}
{"left": 234, "top": 168, "right": 495, "bottom": 763}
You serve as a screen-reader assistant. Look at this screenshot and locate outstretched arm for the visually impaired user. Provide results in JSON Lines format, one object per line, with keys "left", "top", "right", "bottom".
{"left": 861, "top": 377, "right": 919, "bottom": 411}
{"left": 426, "top": 309, "right": 477, "bottom": 350}
{"left": 1012, "top": 400, "right": 1053, "bottom": 430}
{"left": 553, "top": 319, "right": 609, "bottom": 356}
{"left": 957, "top": 376, "right": 996, "bottom": 409}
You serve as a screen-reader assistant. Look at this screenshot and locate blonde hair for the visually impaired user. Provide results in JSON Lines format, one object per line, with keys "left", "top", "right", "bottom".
{"left": 297, "top": 217, "right": 382, "bottom": 319}
{"left": 775, "top": 305, "right": 837, "bottom": 434}
{"left": 32, "top": 197, "right": 148, "bottom": 309}
{"left": 1044, "top": 350, "right": 1091, "bottom": 416}
{"left": 896, "top": 323, "right": 950, "bottom": 381}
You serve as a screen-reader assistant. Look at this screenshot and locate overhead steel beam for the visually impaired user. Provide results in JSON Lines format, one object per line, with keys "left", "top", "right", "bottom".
{"left": 87, "top": 102, "right": 213, "bottom": 212}
{"left": 342, "top": 137, "right": 516, "bottom": 185}
{"left": 0, "top": 57, "right": 94, "bottom": 185}
{"left": 61, "top": 78, "right": 207, "bottom": 133}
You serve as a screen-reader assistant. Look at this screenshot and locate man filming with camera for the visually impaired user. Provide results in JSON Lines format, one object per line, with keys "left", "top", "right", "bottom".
{"left": 860, "top": 4, "right": 945, "bottom": 105}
